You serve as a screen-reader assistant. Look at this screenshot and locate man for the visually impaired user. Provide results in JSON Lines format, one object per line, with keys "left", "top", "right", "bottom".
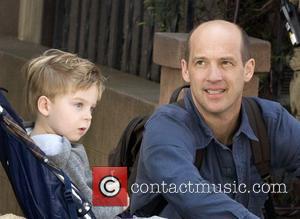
{"left": 130, "top": 20, "right": 300, "bottom": 218}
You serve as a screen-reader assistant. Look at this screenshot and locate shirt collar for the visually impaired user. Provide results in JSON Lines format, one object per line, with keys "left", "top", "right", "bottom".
{"left": 183, "top": 89, "right": 258, "bottom": 148}
{"left": 184, "top": 89, "right": 214, "bottom": 149}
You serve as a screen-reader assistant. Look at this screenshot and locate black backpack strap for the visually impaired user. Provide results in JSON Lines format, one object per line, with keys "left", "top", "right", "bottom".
{"left": 243, "top": 97, "right": 276, "bottom": 219}
{"left": 195, "top": 149, "right": 204, "bottom": 169}
{"left": 243, "top": 97, "right": 270, "bottom": 180}
{"left": 0, "top": 87, "right": 8, "bottom": 93}
{"left": 169, "top": 84, "right": 190, "bottom": 103}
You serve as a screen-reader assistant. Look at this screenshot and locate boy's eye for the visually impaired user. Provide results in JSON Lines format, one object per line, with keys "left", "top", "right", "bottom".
{"left": 74, "top": 103, "right": 83, "bottom": 109}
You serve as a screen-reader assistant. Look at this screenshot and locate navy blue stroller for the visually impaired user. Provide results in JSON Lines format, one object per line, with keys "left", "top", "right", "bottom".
{"left": 0, "top": 88, "right": 96, "bottom": 219}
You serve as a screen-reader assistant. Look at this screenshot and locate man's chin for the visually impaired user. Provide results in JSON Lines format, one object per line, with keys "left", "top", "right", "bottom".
{"left": 202, "top": 104, "right": 232, "bottom": 117}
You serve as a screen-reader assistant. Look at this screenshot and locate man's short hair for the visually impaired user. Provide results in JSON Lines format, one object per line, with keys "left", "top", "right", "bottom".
{"left": 184, "top": 21, "right": 251, "bottom": 64}
{"left": 25, "top": 49, "right": 106, "bottom": 116}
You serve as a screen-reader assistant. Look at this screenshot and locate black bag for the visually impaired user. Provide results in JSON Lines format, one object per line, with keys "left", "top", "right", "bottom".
{"left": 109, "top": 116, "right": 147, "bottom": 194}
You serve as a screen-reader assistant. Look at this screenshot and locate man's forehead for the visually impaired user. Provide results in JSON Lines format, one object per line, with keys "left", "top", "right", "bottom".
{"left": 189, "top": 21, "right": 243, "bottom": 53}
{"left": 191, "top": 21, "right": 242, "bottom": 42}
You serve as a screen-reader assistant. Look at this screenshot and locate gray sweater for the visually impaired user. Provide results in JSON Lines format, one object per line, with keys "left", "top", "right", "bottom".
{"left": 31, "top": 134, "right": 123, "bottom": 219}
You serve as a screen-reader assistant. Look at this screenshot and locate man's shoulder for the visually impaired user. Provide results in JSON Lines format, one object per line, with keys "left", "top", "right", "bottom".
{"left": 147, "top": 103, "right": 194, "bottom": 127}
{"left": 246, "top": 97, "right": 284, "bottom": 120}
{"left": 249, "top": 96, "right": 281, "bottom": 107}
{"left": 142, "top": 103, "right": 200, "bottom": 143}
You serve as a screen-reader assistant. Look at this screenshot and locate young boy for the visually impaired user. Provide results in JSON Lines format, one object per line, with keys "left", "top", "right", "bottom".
{"left": 24, "top": 49, "right": 122, "bottom": 218}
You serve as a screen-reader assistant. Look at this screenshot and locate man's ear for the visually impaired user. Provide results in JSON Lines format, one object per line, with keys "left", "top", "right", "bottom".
{"left": 181, "top": 59, "right": 190, "bottom": 83}
{"left": 244, "top": 58, "right": 255, "bottom": 82}
{"left": 37, "top": 96, "right": 52, "bottom": 117}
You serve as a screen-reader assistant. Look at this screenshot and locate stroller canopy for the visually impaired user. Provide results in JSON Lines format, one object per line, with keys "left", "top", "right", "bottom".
{"left": 0, "top": 89, "right": 95, "bottom": 219}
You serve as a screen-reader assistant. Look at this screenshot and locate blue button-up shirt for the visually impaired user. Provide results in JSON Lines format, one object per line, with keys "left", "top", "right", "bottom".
{"left": 131, "top": 89, "right": 300, "bottom": 219}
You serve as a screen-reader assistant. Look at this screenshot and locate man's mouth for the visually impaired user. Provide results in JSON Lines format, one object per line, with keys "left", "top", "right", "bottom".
{"left": 204, "top": 89, "right": 225, "bottom": 94}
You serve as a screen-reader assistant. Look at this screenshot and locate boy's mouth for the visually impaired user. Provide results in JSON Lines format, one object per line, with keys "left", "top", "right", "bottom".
{"left": 79, "top": 127, "right": 86, "bottom": 132}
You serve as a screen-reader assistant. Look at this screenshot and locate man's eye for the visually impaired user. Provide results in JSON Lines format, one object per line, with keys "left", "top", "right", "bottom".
{"left": 196, "top": 60, "right": 205, "bottom": 66}
{"left": 222, "top": 60, "right": 233, "bottom": 67}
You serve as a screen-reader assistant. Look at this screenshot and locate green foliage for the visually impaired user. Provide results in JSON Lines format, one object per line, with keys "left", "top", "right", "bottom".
{"left": 193, "top": 0, "right": 226, "bottom": 23}
{"left": 144, "top": 0, "right": 182, "bottom": 31}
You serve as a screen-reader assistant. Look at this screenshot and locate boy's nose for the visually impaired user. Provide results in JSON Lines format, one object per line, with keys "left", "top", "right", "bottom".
{"left": 84, "top": 111, "right": 92, "bottom": 120}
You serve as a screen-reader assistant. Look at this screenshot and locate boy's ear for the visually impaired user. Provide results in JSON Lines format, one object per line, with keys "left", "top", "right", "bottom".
{"left": 37, "top": 96, "right": 51, "bottom": 116}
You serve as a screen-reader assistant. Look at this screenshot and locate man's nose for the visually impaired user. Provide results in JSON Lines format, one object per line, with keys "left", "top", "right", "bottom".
{"left": 208, "top": 64, "right": 223, "bottom": 81}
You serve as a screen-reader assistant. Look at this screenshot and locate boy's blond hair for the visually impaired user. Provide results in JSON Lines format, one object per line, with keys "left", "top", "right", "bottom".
{"left": 25, "top": 49, "right": 105, "bottom": 117}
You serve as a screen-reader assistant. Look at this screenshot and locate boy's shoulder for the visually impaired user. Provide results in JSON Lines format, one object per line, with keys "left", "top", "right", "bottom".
{"left": 30, "top": 133, "right": 89, "bottom": 167}
{"left": 31, "top": 134, "right": 69, "bottom": 156}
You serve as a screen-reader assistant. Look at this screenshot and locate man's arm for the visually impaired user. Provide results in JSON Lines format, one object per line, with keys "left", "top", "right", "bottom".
{"left": 136, "top": 113, "right": 259, "bottom": 219}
